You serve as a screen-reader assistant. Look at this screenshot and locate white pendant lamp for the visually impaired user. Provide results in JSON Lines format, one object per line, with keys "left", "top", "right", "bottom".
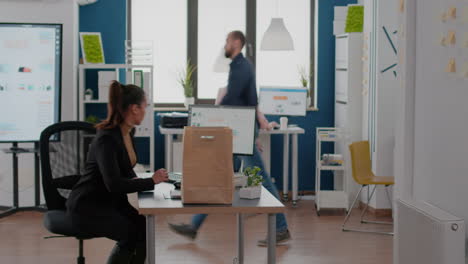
{"left": 213, "top": 48, "right": 230, "bottom": 73}
{"left": 260, "top": 0, "right": 294, "bottom": 51}
{"left": 260, "top": 18, "right": 294, "bottom": 51}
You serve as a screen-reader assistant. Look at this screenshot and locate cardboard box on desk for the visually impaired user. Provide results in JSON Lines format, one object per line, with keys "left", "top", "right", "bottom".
{"left": 182, "top": 127, "right": 234, "bottom": 205}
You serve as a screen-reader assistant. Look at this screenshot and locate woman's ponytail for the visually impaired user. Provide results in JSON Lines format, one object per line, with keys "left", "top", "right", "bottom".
{"left": 95, "top": 80, "right": 146, "bottom": 130}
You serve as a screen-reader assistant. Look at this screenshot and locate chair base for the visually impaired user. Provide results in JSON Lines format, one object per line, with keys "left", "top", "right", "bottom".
{"left": 342, "top": 227, "right": 394, "bottom": 236}
{"left": 342, "top": 185, "right": 394, "bottom": 236}
{"left": 361, "top": 220, "right": 393, "bottom": 225}
{"left": 44, "top": 236, "right": 86, "bottom": 264}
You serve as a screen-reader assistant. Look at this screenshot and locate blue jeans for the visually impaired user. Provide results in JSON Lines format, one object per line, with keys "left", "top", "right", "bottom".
{"left": 191, "top": 147, "right": 289, "bottom": 232}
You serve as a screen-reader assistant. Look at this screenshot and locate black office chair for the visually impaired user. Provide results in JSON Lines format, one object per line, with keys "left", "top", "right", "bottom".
{"left": 40, "top": 121, "right": 97, "bottom": 264}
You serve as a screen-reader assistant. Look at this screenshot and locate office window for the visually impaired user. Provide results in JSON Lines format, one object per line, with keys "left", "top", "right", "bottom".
{"left": 131, "top": 0, "right": 187, "bottom": 104}
{"left": 197, "top": 0, "right": 246, "bottom": 99}
{"left": 256, "top": 0, "right": 311, "bottom": 91}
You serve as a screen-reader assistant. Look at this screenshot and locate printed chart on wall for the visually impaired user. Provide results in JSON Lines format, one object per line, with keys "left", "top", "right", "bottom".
{"left": 0, "top": 23, "right": 62, "bottom": 142}
{"left": 189, "top": 105, "right": 256, "bottom": 155}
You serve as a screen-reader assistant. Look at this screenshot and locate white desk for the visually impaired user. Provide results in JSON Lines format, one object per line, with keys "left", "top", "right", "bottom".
{"left": 159, "top": 126, "right": 305, "bottom": 206}
{"left": 137, "top": 180, "right": 285, "bottom": 264}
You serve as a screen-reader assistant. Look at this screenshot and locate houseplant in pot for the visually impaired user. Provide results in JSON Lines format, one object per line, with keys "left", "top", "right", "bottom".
{"left": 299, "top": 66, "right": 313, "bottom": 108}
{"left": 178, "top": 60, "right": 197, "bottom": 109}
{"left": 239, "top": 166, "right": 263, "bottom": 199}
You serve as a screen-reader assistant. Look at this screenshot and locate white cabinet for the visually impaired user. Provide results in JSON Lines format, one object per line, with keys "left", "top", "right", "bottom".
{"left": 334, "top": 33, "right": 363, "bottom": 209}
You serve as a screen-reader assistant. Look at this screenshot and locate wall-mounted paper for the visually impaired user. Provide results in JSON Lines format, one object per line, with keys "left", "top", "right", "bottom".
{"left": 448, "top": 7, "right": 457, "bottom": 19}
{"left": 448, "top": 31, "right": 456, "bottom": 45}
{"left": 345, "top": 5, "right": 364, "bottom": 33}
{"left": 446, "top": 58, "right": 457, "bottom": 73}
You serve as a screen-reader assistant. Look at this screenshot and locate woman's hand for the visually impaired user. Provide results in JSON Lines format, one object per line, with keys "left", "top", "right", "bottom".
{"left": 268, "top": 121, "right": 279, "bottom": 130}
{"left": 152, "top": 169, "right": 169, "bottom": 184}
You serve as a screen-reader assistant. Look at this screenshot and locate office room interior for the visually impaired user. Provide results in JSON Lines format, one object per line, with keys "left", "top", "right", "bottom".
{"left": 0, "top": 0, "right": 467, "bottom": 263}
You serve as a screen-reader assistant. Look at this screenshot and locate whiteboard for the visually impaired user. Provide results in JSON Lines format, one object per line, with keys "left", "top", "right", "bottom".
{"left": 0, "top": 23, "right": 62, "bottom": 142}
{"left": 188, "top": 105, "right": 256, "bottom": 155}
{"left": 258, "top": 86, "right": 308, "bottom": 116}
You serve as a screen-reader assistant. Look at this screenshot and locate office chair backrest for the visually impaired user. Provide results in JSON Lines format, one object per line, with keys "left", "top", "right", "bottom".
{"left": 348, "top": 141, "right": 375, "bottom": 185}
{"left": 40, "top": 121, "right": 96, "bottom": 211}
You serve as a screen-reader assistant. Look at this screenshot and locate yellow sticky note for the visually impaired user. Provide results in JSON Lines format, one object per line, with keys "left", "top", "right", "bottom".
{"left": 399, "top": 0, "right": 404, "bottom": 13}
{"left": 448, "top": 31, "right": 456, "bottom": 45}
{"left": 446, "top": 58, "right": 456, "bottom": 73}
{"left": 448, "top": 7, "right": 457, "bottom": 19}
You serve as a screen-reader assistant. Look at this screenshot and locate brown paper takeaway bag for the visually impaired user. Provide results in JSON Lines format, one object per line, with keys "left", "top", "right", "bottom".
{"left": 182, "top": 127, "right": 234, "bottom": 204}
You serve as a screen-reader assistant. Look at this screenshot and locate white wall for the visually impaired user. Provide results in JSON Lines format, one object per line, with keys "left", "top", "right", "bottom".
{"left": 411, "top": 0, "right": 468, "bottom": 235}
{"left": 395, "top": 0, "right": 468, "bottom": 238}
{"left": 395, "top": 0, "right": 468, "bottom": 262}
{"left": 0, "top": 0, "right": 79, "bottom": 206}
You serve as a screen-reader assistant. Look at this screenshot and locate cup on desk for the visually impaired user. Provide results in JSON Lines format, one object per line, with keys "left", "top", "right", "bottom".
{"left": 280, "top": 117, "right": 288, "bottom": 130}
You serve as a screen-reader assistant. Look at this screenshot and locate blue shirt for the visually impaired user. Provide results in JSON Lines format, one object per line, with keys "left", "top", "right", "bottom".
{"left": 221, "top": 53, "right": 258, "bottom": 107}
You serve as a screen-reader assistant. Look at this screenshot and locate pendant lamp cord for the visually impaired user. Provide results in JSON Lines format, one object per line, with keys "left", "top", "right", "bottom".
{"left": 276, "top": 0, "right": 279, "bottom": 17}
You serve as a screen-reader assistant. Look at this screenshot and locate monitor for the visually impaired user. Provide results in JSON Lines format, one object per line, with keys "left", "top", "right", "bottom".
{"left": 258, "top": 86, "right": 308, "bottom": 116}
{"left": 188, "top": 105, "right": 256, "bottom": 155}
{"left": 0, "top": 23, "right": 62, "bottom": 142}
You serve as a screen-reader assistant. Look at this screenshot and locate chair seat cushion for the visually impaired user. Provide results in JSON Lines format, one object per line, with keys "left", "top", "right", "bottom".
{"left": 43, "top": 210, "right": 93, "bottom": 239}
{"left": 365, "top": 176, "right": 395, "bottom": 185}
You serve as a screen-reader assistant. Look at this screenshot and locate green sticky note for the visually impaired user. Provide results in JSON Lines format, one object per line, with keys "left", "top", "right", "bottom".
{"left": 82, "top": 35, "right": 104, "bottom": 63}
{"left": 345, "top": 5, "right": 364, "bottom": 33}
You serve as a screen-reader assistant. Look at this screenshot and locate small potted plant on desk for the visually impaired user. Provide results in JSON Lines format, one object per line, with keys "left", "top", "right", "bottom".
{"left": 178, "top": 59, "right": 197, "bottom": 109}
{"left": 239, "top": 166, "right": 263, "bottom": 199}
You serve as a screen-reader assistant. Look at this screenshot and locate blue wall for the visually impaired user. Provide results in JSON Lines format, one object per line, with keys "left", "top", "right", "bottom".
{"left": 79, "top": 0, "right": 127, "bottom": 63}
{"left": 80, "top": 0, "right": 356, "bottom": 191}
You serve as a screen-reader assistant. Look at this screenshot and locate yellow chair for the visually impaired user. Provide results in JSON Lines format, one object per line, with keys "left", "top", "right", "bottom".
{"left": 342, "top": 141, "right": 394, "bottom": 235}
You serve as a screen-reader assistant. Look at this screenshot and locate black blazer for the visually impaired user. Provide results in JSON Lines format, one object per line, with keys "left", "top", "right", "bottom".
{"left": 66, "top": 127, "right": 154, "bottom": 216}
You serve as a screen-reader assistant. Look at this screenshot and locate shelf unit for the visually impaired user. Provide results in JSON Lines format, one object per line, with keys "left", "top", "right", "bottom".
{"left": 78, "top": 64, "right": 155, "bottom": 171}
{"left": 334, "top": 33, "right": 363, "bottom": 214}
{"left": 315, "top": 127, "right": 348, "bottom": 215}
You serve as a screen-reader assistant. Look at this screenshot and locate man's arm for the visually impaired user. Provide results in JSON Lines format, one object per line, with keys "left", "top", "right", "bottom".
{"left": 246, "top": 73, "right": 258, "bottom": 107}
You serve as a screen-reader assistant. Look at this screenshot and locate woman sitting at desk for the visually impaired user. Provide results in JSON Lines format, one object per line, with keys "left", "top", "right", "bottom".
{"left": 67, "top": 81, "right": 168, "bottom": 264}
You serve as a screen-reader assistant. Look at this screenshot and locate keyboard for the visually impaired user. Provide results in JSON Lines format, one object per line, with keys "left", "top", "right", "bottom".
{"left": 168, "top": 172, "right": 183, "bottom": 182}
